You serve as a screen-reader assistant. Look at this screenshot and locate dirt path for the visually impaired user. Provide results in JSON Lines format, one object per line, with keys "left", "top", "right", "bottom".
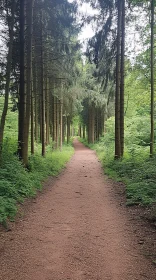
{"left": 0, "top": 140, "right": 155, "bottom": 280}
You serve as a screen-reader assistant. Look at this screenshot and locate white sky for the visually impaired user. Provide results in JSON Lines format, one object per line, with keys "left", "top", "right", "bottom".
{"left": 69, "top": 0, "right": 146, "bottom": 62}
{"left": 77, "top": 3, "right": 98, "bottom": 42}
{"left": 68, "top": 0, "right": 98, "bottom": 42}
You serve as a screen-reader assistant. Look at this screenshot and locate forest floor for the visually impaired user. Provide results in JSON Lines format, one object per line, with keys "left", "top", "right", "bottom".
{"left": 0, "top": 139, "right": 156, "bottom": 280}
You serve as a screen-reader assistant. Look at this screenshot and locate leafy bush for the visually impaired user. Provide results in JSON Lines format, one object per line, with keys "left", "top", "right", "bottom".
{"left": 104, "top": 155, "right": 156, "bottom": 206}
{"left": 0, "top": 197, "right": 17, "bottom": 224}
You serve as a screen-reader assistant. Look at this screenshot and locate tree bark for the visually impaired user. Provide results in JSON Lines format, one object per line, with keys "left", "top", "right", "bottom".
{"left": 31, "top": 81, "right": 34, "bottom": 154}
{"left": 39, "top": 90, "right": 42, "bottom": 143}
{"left": 91, "top": 102, "right": 95, "bottom": 144}
{"left": 83, "top": 125, "right": 85, "bottom": 139}
{"left": 34, "top": 61, "right": 38, "bottom": 142}
{"left": 62, "top": 116, "right": 66, "bottom": 143}
{"left": 88, "top": 105, "right": 92, "bottom": 144}
{"left": 53, "top": 96, "right": 57, "bottom": 148}
{"left": 46, "top": 77, "right": 50, "bottom": 145}
{"left": 59, "top": 99, "right": 63, "bottom": 151}
{"left": 67, "top": 115, "right": 70, "bottom": 144}
{"left": 56, "top": 98, "right": 59, "bottom": 149}
{"left": 150, "top": 0, "right": 154, "bottom": 157}
{"left": 79, "top": 124, "right": 82, "bottom": 138}
{"left": 120, "top": 0, "right": 125, "bottom": 157}
{"left": 115, "top": 0, "right": 122, "bottom": 159}
{"left": 41, "top": 6, "right": 45, "bottom": 156}
{"left": 24, "top": 0, "right": 34, "bottom": 164}
{"left": 18, "top": 0, "right": 25, "bottom": 161}
{"left": 96, "top": 108, "right": 99, "bottom": 141}
{"left": 51, "top": 95, "right": 54, "bottom": 142}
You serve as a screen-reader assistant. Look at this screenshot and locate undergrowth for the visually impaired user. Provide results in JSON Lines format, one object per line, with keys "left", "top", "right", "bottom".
{"left": 0, "top": 140, "right": 74, "bottom": 224}
{"left": 81, "top": 116, "right": 156, "bottom": 207}
{"left": 0, "top": 98, "right": 74, "bottom": 224}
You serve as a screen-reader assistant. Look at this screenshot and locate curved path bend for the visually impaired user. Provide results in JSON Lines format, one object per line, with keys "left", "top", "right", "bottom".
{"left": 0, "top": 140, "right": 155, "bottom": 280}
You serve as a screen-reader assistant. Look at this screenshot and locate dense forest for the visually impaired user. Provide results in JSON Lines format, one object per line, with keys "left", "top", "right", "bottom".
{"left": 0, "top": 0, "right": 156, "bottom": 224}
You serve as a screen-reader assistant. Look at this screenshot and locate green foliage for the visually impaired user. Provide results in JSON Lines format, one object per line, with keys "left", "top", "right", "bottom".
{"left": 0, "top": 197, "right": 17, "bottom": 224}
{"left": 125, "top": 116, "right": 151, "bottom": 147}
{"left": 104, "top": 155, "right": 156, "bottom": 206}
{"left": 4, "top": 110, "right": 18, "bottom": 140}
{"left": 0, "top": 97, "right": 18, "bottom": 153}
{"left": 0, "top": 140, "right": 74, "bottom": 224}
{"left": 81, "top": 114, "right": 156, "bottom": 207}
{"left": 124, "top": 65, "right": 150, "bottom": 117}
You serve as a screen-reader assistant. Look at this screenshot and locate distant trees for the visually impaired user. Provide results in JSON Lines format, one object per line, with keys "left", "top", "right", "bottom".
{"left": 79, "top": 63, "right": 110, "bottom": 144}
{"left": 82, "top": 0, "right": 155, "bottom": 157}
{"left": 0, "top": 0, "right": 155, "bottom": 165}
{"left": 0, "top": 0, "right": 81, "bottom": 166}
{"left": 83, "top": 0, "right": 126, "bottom": 154}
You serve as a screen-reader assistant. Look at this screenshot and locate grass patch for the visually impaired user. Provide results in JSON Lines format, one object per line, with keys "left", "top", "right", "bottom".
{"left": 0, "top": 141, "right": 74, "bottom": 224}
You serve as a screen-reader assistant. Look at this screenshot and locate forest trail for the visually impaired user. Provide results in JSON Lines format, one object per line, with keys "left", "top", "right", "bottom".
{"left": 0, "top": 140, "right": 155, "bottom": 280}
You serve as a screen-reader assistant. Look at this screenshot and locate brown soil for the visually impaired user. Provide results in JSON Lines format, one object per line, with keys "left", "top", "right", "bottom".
{"left": 0, "top": 139, "right": 156, "bottom": 280}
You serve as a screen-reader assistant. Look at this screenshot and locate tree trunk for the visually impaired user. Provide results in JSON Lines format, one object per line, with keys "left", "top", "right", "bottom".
{"left": 120, "top": 0, "right": 125, "bottom": 157}
{"left": 46, "top": 77, "right": 50, "bottom": 145}
{"left": 67, "top": 115, "right": 70, "bottom": 144}
{"left": 79, "top": 124, "right": 82, "bottom": 138}
{"left": 49, "top": 92, "right": 53, "bottom": 139}
{"left": 62, "top": 116, "right": 66, "bottom": 143}
{"left": 115, "top": 0, "right": 122, "bottom": 159}
{"left": 53, "top": 96, "right": 57, "bottom": 148}
{"left": 18, "top": 0, "right": 25, "bottom": 161}
{"left": 56, "top": 98, "right": 59, "bottom": 149}
{"left": 39, "top": 91, "right": 42, "bottom": 143}
{"left": 41, "top": 7, "right": 45, "bottom": 156}
{"left": 91, "top": 102, "right": 95, "bottom": 144}
{"left": 88, "top": 105, "right": 92, "bottom": 144}
{"left": 99, "top": 109, "right": 104, "bottom": 137}
{"left": 102, "top": 110, "right": 105, "bottom": 136}
{"left": 96, "top": 108, "right": 99, "bottom": 141}
{"left": 59, "top": 99, "right": 63, "bottom": 151}
{"left": 51, "top": 95, "right": 54, "bottom": 141}
{"left": 0, "top": 0, "right": 16, "bottom": 163}
{"left": 83, "top": 125, "right": 85, "bottom": 139}
{"left": 150, "top": 0, "right": 154, "bottom": 157}
{"left": 34, "top": 61, "right": 38, "bottom": 142}
{"left": 31, "top": 82, "right": 34, "bottom": 154}
{"left": 24, "top": 0, "right": 34, "bottom": 164}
